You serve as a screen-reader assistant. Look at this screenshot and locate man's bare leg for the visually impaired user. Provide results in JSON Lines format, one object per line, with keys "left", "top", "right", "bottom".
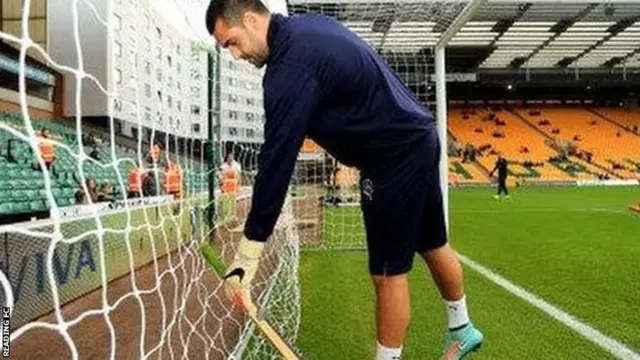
{"left": 421, "top": 243, "right": 464, "bottom": 301}
{"left": 372, "top": 274, "right": 410, "bottom": 359}
{"left": 421, "top": 243, "right": 484, "bottom": 359}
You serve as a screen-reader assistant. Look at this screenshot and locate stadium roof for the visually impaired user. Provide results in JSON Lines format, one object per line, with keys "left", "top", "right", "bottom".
{"left": 288, "top": 0, "right": 640, "bottom": 70}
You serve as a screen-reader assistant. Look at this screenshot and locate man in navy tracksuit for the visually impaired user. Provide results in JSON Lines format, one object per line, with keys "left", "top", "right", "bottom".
{"left": 490, "top": 156, "right": 510, "bottom": 199}
{"left": 206, "top": 1, "right": 483, "bottom": 358}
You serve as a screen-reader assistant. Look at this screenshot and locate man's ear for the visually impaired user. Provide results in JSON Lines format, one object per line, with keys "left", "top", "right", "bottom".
{"left": 242, "top": 11, "right": 257, "bottom": 28}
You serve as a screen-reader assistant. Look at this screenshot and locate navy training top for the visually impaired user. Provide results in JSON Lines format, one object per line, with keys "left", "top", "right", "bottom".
{"left": 243, "top": 13, "right": 438, "bottom": 242}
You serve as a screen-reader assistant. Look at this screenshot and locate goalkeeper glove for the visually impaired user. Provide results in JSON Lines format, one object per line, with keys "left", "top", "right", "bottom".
{"left": 223, "top": 236, "right": 264, "bottom": 309}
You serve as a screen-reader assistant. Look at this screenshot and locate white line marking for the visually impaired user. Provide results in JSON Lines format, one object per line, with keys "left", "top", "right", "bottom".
{"left": 574, "top": 208, "right": 633, "bottom": 215}
{"left": 453, "top": 207, "right": 634, "bottom": 216}
{"left": 458, "top": 254, "right": 640, "bottom": 360}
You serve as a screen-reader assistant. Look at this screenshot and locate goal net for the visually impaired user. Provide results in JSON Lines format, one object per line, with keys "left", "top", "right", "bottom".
{"left": 290, "top": 0, "right": 468, "bottom": 251}
{"left": 0, "top": 0, "right": 471, "bottom": 358}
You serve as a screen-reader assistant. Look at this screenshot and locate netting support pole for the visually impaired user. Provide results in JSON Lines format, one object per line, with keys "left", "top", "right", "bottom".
{"left": 434, "top": 48, "right": 449, "bottom": 233}
{"left": 434, "top": 0, "right": 488, "bottom": 234}
{"left": 207, "top": 47, "right": 221, "bottom": 241}
{"left": 206, "top": 51, "right": 214, "bottom": 234}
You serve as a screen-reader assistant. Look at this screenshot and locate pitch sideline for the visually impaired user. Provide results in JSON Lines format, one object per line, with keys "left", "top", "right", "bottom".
{"left": 458, "top": 253, "right": 640, "bottom": 360}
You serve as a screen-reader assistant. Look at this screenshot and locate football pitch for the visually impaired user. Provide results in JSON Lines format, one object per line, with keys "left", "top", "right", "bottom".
{"left": 296, "top": 186, "right": 640, "bottom": 359}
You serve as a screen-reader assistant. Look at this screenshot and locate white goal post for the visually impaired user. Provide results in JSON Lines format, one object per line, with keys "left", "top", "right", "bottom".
{"left": 435, "top": 0, "right": 490, "bottom": 233}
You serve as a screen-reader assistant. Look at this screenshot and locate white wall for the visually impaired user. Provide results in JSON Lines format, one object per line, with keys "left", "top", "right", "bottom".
{"left": 112, "top": 0, "right": 209, "bottom": 140}
{"left": 48, "top": 0, "right": 108, "bottom": 118}
{"left": 219, "top": 50, "right": 265, "bottom": 144}
{"left": 215, "top": 0, "right": 287, "bottom": 145}
{"left": 263, "top": 0, "right": 290, "bottom": 16}
{"left": 183, "top": 46, "right": 209, "bottom": 139}
{"left": 48, "top": 0, "right": 208, "bottom": 139}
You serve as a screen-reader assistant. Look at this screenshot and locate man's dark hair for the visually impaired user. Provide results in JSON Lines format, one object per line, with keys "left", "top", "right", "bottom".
{"left": 205, "top": 0, "right": 269, "bottom": 35}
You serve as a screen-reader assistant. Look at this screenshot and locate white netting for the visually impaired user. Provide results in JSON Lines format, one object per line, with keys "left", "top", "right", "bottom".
{"left": 290, "top": 0, "right": 466, "bottom": 251}
{"left": 0, "top": 0, "right": 300, "bottom": 359}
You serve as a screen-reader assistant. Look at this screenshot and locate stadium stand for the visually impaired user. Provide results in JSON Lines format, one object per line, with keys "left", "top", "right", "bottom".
{"left": 515, "top": 107, "right": 640, "bottom": 180}
{"left": 296, "top": 109, "right": 640, "bottom": 186}
{"left": 1, "top": 105, "right": 638, "bottom": 220}
{"left": 592, "top": 107, "right": 640, "bottom": 137}
{"left": 449, "top": 107, "right": 582, "bottom": 183}
{"left": 0, "top": 111, "right": 206, "bottom": 222}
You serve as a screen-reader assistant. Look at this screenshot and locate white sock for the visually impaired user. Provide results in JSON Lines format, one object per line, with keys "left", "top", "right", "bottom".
{"left": 445, "top": 295, "right": 470, "bottom": 330}
{"left": 376, "top": 342, "right": 402, "bottom": 360}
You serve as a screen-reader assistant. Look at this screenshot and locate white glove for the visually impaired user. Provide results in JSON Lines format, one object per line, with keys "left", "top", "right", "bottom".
{"left": 223, "top": 236, "right": 264, "bottom": 309}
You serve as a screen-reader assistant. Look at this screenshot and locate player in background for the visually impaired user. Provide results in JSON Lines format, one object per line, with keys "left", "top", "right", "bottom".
{"left": 489, "top": 156, "right": 510, "bottom": 200}
{"left": 220, "top": 152, "right": 242, "bottom": 222}
{"left": 220, "top": 151, "right": 242, "bottom": 176}
{"left": 205, "top": 1, "right": 484, "bottom": 359}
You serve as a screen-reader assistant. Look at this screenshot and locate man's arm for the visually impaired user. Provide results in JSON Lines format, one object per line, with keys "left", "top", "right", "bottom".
{"left": 489, "top": 160, "right": 498, "bottom": 177}
{"left": 244, "top": 68, "right": 321, "bottom": 242}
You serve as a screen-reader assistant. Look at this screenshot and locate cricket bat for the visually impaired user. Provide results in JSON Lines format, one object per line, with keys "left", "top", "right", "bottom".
{"left": 200, "top": 244, "right": 302, "bottom": 360}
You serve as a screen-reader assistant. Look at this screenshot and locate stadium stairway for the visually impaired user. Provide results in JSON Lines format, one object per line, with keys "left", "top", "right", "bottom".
{"left": 448, "top": 158, "right": 491, "bottom": 184}
{"left": 447, "top": 130, "right": 491, "bottom": 184}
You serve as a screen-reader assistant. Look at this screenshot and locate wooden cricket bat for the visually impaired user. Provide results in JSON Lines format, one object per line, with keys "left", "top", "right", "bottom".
{"left": 200, "top": 244, "right": 302, "bottom": 360}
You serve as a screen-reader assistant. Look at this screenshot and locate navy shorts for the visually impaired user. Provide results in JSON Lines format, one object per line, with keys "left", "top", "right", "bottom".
{"left": 359, "top": 132, "right": 447, "bottom": 276}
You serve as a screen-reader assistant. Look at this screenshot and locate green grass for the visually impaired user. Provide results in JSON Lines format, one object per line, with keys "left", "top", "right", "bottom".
{"left": 297, "top": 186, "right": 640, "bottom": 359}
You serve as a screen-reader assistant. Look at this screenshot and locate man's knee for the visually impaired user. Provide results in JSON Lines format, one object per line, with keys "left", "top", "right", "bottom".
{"left": 371, "top": 273, "right": 408, "bottom": 290}
{"left": 421, "top": 242, "right": 451, "bottom": 261}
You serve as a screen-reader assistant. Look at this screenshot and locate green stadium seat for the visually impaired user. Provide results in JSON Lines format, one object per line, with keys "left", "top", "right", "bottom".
{"left": 62, "top": 187, "right": 76, "bottom": 197}
{"left": 13, "top": 189, "right": 27, "bottom": 200}
{"left": 39, "top": 189, "right": 49, "bottom": 198}
{"left": 59, "top": 197, "right": 74, "bottom": 207}
{"left": 0, "top": 163, "right": 13, "bottom": 171}
{"left": 63, "top": 178, "right": 77, "bottom": 188}
{"left": 25, "top": 180, "right": 40, "bottom": 190}
{"left": 14, "top": 180, "right": 29, "bottom": 190}
{"left": 0, "top": 190, "right": 11, "bottom": 202}
{"left": 7, "top": 179, "right": 19, "bottom": 190}
{"left": 13, "top": 202, "right": 29, "bottom": 213}
{"left": 29, "top": 200, "right": 46, "bottom": 212}
{"left": 20, "top": 169, "right": 35, "bottom": 179}
{"left": 24, "top": 189, "right": 39, "bottom": 201}
{"left": 0, "top": 203, "right": 12, "bottom": 214}
{"left": 51, "top": 188, "right": 63, "bottom": 198}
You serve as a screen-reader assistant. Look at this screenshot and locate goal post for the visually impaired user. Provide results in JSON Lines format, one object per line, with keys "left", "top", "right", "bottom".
{"left": 435, "top": 0, "right": 490, "bottom": 233}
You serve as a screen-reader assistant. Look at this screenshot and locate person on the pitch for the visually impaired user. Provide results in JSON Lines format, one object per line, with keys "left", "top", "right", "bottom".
{"left": 489, "top": 156, "right": 510, "bottom": 199}
{"left": 205, "top": 1, "right": 484, "bottom": 359}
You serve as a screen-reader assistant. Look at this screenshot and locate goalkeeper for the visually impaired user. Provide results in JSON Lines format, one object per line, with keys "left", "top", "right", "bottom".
{"left": 205, "top": 1, "right": 484, "bottom": 359}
